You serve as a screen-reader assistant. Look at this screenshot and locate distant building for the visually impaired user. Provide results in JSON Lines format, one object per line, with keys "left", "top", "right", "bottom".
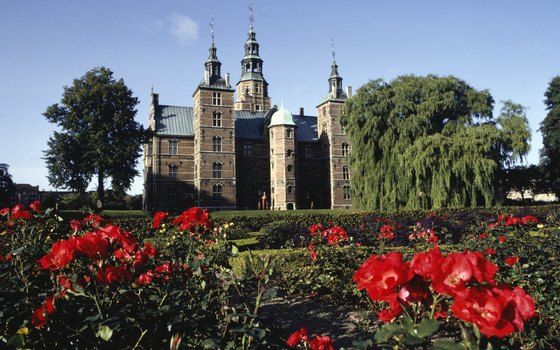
{"left": 13, "top": 184, "right": 39, "bottom": 206}
{"left": 143, "top": 22, "right": 352, "bottom": 211}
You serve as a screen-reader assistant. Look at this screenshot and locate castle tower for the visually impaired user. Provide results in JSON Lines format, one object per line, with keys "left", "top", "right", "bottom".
{"left": 316, "top": 46, "right": 353, "bottom": 209}
{"left": 193, "top": 26, "right": 237, "bottom": 209}
{"left": 234, "top": 13, "right": 270, "bottom": 112}
{"left": 269, "top": 104, "right": 297, "bottom": 210}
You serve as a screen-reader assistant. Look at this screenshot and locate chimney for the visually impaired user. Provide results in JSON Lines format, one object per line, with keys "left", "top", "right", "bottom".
{"left": 299, "top": 107, "right": 304, "bottom": 116}
{"left": 150, "top": 92, "right": 159, "bottom": 108}
{"left": 346, "top": 86, "right": 352, "bottom": 98}
{"left": 225, "top": 73, "right": 230, "bottom": 87}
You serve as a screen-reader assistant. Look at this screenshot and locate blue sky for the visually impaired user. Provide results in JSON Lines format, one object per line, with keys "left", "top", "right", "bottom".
{"left": 1, "top": 1, "right": 558, "bottom": 195}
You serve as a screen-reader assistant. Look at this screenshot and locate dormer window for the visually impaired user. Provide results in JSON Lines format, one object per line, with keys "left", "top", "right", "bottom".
{"left": 286, "top": 129, "right": 293, "bottom": 139}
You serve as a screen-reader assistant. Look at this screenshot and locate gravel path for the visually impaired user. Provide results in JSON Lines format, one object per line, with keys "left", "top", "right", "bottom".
{"left": 259, "top": 292, "right": 375, "bottom": 348}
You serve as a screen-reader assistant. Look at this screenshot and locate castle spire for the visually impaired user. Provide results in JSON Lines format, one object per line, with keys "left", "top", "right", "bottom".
{"left": 202, "top": 18, "right": 223, "bottom": 86}
{"left": 328, "top": 39, "right": 344, "bottom": 99}
{"left": 234, "top": 2, "right": 270, "bottom": 111}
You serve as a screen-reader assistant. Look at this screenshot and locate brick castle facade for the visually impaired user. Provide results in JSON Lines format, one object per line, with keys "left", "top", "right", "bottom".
{"left": 143, "top": 22, "right": 352, "bottom": 211}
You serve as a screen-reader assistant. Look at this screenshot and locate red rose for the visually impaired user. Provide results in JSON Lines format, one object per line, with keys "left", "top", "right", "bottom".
{"left": 410, "top": 247, "right": 444, "bottom": 280}
{"left": 0, "top": 207, "right": 9, "bottom": 216}
{"left": 309, "top": 224, "right": 324, "bottom": 235}
{"left": 76, "top": 231, "right": 109, "bottom": 259}
{"left": 143, "top": 242, "right": 157, "bottom": 257}
{"left": 11, "top": 204, "right": 31, "bottom": 220}
{"left": 354, "top": 252, "right": 414, "bottom": 302}
{"left": 29, "top": 200, "right": 42, "bottom": 212}
{"left": 173, "top": 207, "right": 211, "bottom": 232}
{"left": 308, "top": 335, "right": 334, "bottom": 350}
{"left": 521, "top": 215, "right": 538, "bottom": 225}
{"left": 137, "top": 270, "right": 155, "bottom": 285}
{"left": 38, "top": 237, "right": 77, "bottom": 270}
{"left": 83, "top": 214, "right": 104, "bottom": 228}
{"left": 431, "top": 253, "right": 473, "bottom": 298}
{"left": 152, "top": 211, "right": 168, "bottom": 229}
{"left": 287, "top": 327, "right": 308, "bottom": 347}
{"left": 325, "top": 226, "right": 348, "bottom": 245}
{"left": 96, "top": 265, "right": 131, "bottom": 285}
{"left": 483, "top": 248, "right": 497, "bottom": 255}
{"left": 32, "top": 295, "right": 56, "bottom": 328}
{"left": 70, "top": 219, "right": 83, "bottom": 232}
{"left": 505, "top": 256, "right": 519, "bottom": 266}
{"left": 499, "top": 236, "right": 507, "bottom": 243}
{"left": 464, "top": 251, "right": 498, "bottom": 285}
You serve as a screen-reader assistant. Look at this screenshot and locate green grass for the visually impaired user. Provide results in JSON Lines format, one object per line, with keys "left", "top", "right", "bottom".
{"left": 211, "top": 208, "right": 366, "bottom": 219}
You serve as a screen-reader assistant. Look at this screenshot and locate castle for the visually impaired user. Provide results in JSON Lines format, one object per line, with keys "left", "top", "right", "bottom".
{"left": 142, "top": 21, "right": 352, "bottom": 211}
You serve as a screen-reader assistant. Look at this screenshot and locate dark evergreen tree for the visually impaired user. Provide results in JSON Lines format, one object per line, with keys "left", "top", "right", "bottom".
{"left": 540, "top": 75, "right": 560, "bottom": 198}
{"left": 341, "top": 75, "right": 531, "bottom": 210}
{"left": 0, "top": 163, "right": 15, "bottom": 207}
{"left": 43, "top": 67, "right": 147, "bottom": 208}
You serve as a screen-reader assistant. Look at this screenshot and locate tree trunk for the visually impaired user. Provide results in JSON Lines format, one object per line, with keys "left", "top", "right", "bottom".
{"left": 97, "top": 168, "right": 105, "bottom": 210}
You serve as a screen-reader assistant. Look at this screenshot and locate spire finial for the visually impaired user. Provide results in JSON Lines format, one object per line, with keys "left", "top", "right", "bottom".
{"left": 249, "top": 0, "right": 254, "bottom": 29}
{"left": 331, "top": 38, "right": 336, "bottom": 62}
{"left": 210, "top": 17, "right": 215, "bottom": 44}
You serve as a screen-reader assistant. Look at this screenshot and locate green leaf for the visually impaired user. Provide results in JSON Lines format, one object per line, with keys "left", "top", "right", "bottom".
{"left": 231, "top": 245, "right": 239, "bottom": 255}
{"left": 352, "top": 338, "right": 374, "bottom": 349}
{"left": 96, "top": 325, "right": 113, "bottom": 341}
{"left": 432, "top": 340, "right": 466, "bottom": 350}
{"left": 84, "top": 313, "right": 102, "bottom": 322}
{"left": 6, "top": 334, "right": 25, "bottom": 348}
{"left": 415, "top": 318, "right": 439, "bottom": 337}
{"left": 374, "top": 323, "right": 403, "bottom": 343}
{"left": 401, "top": 334, "right": 425, "bottom": 345}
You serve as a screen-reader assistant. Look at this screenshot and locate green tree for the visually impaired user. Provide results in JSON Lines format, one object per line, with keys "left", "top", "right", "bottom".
{"left": 341, "top": 75, "right": 531, "bottom": 210}
{"left": 540, "top": 75, "right": 560, "bottom": 198}
{"left": 0, "top": 163, "right": 15, "bottom": 207}
{"left": 43, "top": 67, "right": 147, "bottom": 208}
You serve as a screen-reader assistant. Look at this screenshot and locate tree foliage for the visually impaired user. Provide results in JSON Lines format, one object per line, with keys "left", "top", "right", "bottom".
{"left": 341, "top": 75, "right": 531, "bottom": 210}
{"left": 540, "top": 75, "right": 560, "bottom": 198}
{"left": 0, "top": 163, "right": 15, "bottom": 207}
{"left": 43, "top": 67, "right": 147, "bottom": 207}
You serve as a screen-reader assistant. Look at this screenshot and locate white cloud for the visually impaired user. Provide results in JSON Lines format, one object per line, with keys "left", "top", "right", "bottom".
{"left": 168, "top": 13, "right": 198, "bottom": 46}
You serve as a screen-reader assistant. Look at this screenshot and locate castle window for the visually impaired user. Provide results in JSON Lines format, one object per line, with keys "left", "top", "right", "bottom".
{"left": 287, "top": 185, "right": 293, "bottom": 194}
{"left": 168, "top": 164, "right": 177, "bottom": 180}
{"left": 286, "top": 129, "right": 293, "bottom": 139}
{"left": 343, "top": 185, "right": 351, "bottom": 200}
{"left": 213, "top": 162, "right": 222, "bottom": 178}
{"left": 342, "top": 142, "right": 349, "bottom": 156}
{"left": 343, "top": 165, "right": 350, "bottom": 180}
{"left": 243, "top": 143, "right": 253, "bottom": 157}
{"left": 213, "top": 136, "right": 222, "bottom": 152}
{"left": 146, "top": 143, "right": 153, "bottom": 156}
{"left": 212, "top": 184, "right": 223, "bottom": 200}
{"left": 168, "top": 139, "right": 178, "bottom": 155}
{"left": 304, "top": 146, "right": 312, "bottom": 159}
{"left": 212, "top": 111, "right": 222, "bottom": 127}
{"left": 287, "top": 164, "right": 293, "bottom": 173}
{"left": 212, "top": 92, "right": 222, "bottom": 106}
{"left": 255, "top": 104, "right": 261, "bottom": 111}
{"left": 254, "top": 83, "right": 260, "bottom": 93}
{"left": 287, "top": 149, "right": 293, "bottom": 157}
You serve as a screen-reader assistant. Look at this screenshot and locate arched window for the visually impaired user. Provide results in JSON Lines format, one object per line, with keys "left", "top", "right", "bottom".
{"left": 342, "top": 142, "right": 349, "bottom": 156}
{"left": 213, "top": 162, "right": 222, "bottom": 178}
{"left": 168, "top": 139, "right": 178, "bottom": 155}
{"left": 213, "top": 136, "right": 222, "bottom": 152}
{"left": 287, "top": 164, "right": 293, "bottom": 173}
{"left": 343, "top": 185, "right": 351, "bottom": 200}
{"left": 287, "top": 149, "right": 293, "bottom": 157}
{"left": 168, "top": 164, "right": 177, "bottom": 180}
{"left": 212, "top": 184, "right": 223, "bottom": 200}
{"left": 212, "top": 111, "right": 221, "bottom": 127}
{"left": 343, "top": 165, "right": 350, "bottom": 180}
{"left": 287, "top": 185, "right": 293, "bottom": 194}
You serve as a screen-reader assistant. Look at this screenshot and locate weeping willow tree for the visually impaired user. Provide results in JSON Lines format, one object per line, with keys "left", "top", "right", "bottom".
{"left": 341, "top": 75, "right": 531, "bottom": 210}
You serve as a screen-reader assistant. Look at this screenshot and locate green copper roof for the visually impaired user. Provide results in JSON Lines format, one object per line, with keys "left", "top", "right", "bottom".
{"left": 155, "top": 105, "right": 194, "bottom": 136}
{"left": 269, "top": 104, "right": 296, "bottom": 127}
